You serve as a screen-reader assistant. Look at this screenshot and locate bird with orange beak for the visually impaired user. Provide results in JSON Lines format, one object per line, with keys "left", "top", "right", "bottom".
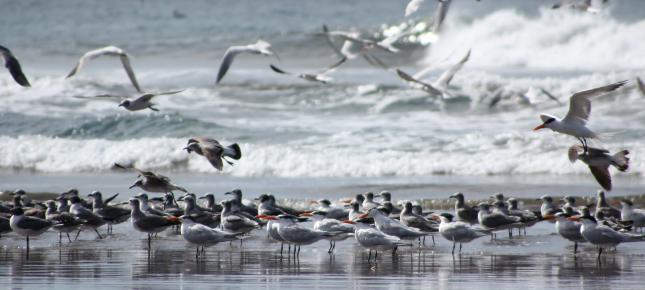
{"left": 533, "top": 80, "right": 627, "bottom": 151}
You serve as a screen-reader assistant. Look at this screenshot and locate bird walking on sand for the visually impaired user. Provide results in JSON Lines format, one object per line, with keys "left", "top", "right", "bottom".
{"left": 184, "top": 138, "right": 242, "bottom": 171}
{"left": 433, "top": 212, "right": 487, "bottom": 254}
{"left": 66, "top": 45, "right": 142, "bottom": 92}
{"left": 180, "top": 214, "right": 242, "bottom": 258}
{"left": 343, "top": 219, "right": 412, "bottom": 263}
{"left": 45, "top": 200, "right": 81, "bottom": 243}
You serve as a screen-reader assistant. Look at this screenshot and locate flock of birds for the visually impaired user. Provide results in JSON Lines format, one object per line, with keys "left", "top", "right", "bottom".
{"left": 2, "top": 188, "right": 645, "bottom": 262}
{"left": 0, "top": 0, "right": 643, "bottom": 264}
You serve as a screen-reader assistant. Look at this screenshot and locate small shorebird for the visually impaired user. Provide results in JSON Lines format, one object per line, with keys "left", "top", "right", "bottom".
{"left": 620, "top": 199, "right": 645, "bottom": 232}
{"left": 361, "top": 192, "right": 381, "bottom": 211}
{"left": 569, "top": 145, "right": 629, "bottom": 191}
{"left": 0, "top": 45, "right": 30, "bottom": 87}
{"left": 220, "top": 200, "right": 259, "bottom": 236}
{"left": 314, "top": 199, "right": 349, "bottom": 220}
{"left": 66, "top": 45, "right": 143, "bottom": 92}
{"left": 533, "top": 80, "right": 627, "bottom": 151}
{"left": 199, "top": 193, "right": 223, "bottom": 213}
{"left": 216, "top": 40, "right": 278, "bottom": 84}
{"left": 361, "top": 208, "right": 429, "bottom": 242}
{"left": 115, "top": 163, "right": 188, "bottom": 194}
{"left": 272, "top": 214, "right": 342, "bottom": 256}
{"left": 184, "top": 138, "right": 242, "bottom": 171}
{"left": 538, "top": 195, "right": 561, "bottom": 217}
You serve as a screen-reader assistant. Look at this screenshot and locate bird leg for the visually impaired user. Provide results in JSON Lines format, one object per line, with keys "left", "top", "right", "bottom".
{"left": 94, "top": 229, "right": 103, "bottom": 239}
{"left": 75, "top": 230, "right": 82, "bottom": 240}
{"left": 368, "top": 250, "right": 372, "bottom": 262}
{"left": 392, "top": 246, "right": 398, "bottom": 255}
{"left": 59, "top": 232, "right": 62, "bottom": 244}
{"left": 66, "top": 233, "right": 72, "bottom": 243}
{"left": 223, "top": 157, "right": 235, "bottom": 166}
{"left": 452, "top": 242, "right": 456, "bottom": 254}
{"left": 597, "top": 247, "right": 602, "bottom": 260}
{"left": 280, "top": 243, "right": 284, "bottom": 255}
{"left": 328, "top": 241, "right": 333, "bottom": 253}
{"left": 459, "top": 243, "right": 463, "bottom": 253}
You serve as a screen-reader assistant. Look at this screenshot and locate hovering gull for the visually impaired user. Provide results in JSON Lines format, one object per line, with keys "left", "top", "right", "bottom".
{"left": 568, "top": 145, "right": 629, "bottom": 191}
{"left": 114, "top": 163, "right": 188, "bottom": 194}
{"left": 75, "top": 90, "right": 184, "bottom": 112}
{"left": 216, "top": 40, "right": 277, "bottom": 84}
{"left": 66, "top": 46, "right": 142, "bottom": 93}
{"left": 184, "top": 137, "right": 242, "bottom": 171}
{"left": 269, "top": 57, "right": 346, "bottom": 84}
{"left": 533, "top": 80, "right": 627, "bottom": 151}
{"left": 321, "top": 25, "right": 390, "bottom": 70}
{"left": 322, "top": 26, "right": 400, "bottom": 54}
{"left": 396, "top": 49, "right": 470, "bottom": 100}
{"left": 0, "top": 45, "right": 30, "bottom": 87}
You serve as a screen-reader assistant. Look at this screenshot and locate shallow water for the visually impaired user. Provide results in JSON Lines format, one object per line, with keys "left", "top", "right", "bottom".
{"left": 2, "top": 220, "right": 645, "bottom": 290}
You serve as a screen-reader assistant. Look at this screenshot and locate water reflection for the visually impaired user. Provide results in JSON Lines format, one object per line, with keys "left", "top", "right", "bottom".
{"left": 2, "top": 230, "right": 645, "bottom": 289}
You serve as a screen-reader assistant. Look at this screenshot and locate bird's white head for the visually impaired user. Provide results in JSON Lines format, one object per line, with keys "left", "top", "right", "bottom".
{"left": 533, "top": 114, "right": 558, "bottom": 131}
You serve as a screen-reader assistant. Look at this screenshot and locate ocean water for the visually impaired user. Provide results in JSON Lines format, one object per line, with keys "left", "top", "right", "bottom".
{"left": 1, "top": 0, "right": 644, "bottom": 185}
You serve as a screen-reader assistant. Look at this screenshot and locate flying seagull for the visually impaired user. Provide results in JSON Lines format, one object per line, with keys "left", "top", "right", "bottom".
{"left": 216, "top": 40, "right": 277, "bottom": 84}
{"left": 269, "top": 57, "right": 346, "bottom": 84}
{"left": 533, "top": 80, "right": 627, "bottom": 151}
{"left": 74, "top": 90, "right": 184, "bottom": 111}
{"left": 66, "top": 46, "right": 142, "bottom": 93}
{"left": 568, "top": 145, "right": 629, "bottom": 191}
{"left": 184, "top": 138, "right": 242, "bottom": 171}
{"left": 396, "top": 49, "right": 471, "bottom": 100}
{"left": 0, "top": 45, "right": 30, "bottom": 87}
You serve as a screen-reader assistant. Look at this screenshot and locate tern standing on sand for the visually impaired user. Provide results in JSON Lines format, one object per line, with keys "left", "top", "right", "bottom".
{"left": 533, "top": 81, "right": 627, "bottom": 151}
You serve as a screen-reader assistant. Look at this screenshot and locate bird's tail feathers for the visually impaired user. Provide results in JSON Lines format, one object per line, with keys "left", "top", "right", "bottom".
{"left": 224, "top": 143, "right": 242, "bottom": 160}
{"left": 612, "top": 150, "right": 630, "bottom": 172}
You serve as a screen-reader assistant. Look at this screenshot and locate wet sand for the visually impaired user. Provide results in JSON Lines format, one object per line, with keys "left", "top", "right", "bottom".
{"left": 2, "top": 220, "right": 645, "bottom": 290}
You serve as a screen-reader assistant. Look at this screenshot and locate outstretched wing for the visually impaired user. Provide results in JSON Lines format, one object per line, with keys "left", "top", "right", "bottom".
{"left": 397, "top": 69, "right": 442, "bottom": 96}
{"left": 434, "top": 49, "right": 470, "bottom": 88}
{"left": 0, "top": 46, "right": 31, "bottom": 87}
{"left": 589, "top": 165, "right": 612, "bottom": 191}
{"left": 216, "top": 47, "right": 244, "bottom": 84}
{"left": 119, "top": 54, "right": 142, "bottom": 93}
{"left": 269, "top": 64, "right": 293, "bottom": 75}
{"left": 563, "top": 80, "right": 627, "bottom": 125}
